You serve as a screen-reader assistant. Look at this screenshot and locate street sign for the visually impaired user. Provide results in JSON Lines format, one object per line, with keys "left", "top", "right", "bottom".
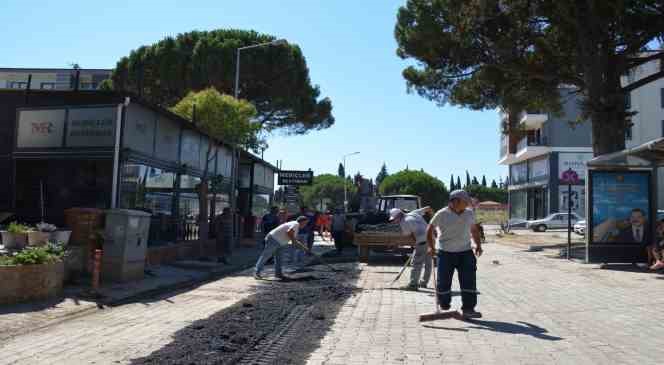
{"left": 278, "top": 170, "right": 313, "bottom": 186}
{"left": 561, "top": 168, "right": 580, "bottom": 184}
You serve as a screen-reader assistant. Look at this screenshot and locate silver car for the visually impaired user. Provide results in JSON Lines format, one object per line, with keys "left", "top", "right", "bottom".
{"left": 574, "top": 220, "right": 586, "bottom": 236}
{"left": 527, "top": 213, "right": 583, "bottom": 232}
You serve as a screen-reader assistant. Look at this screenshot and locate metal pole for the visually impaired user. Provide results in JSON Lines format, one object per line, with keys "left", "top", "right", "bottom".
{"left": 234, "top": 48, "right": 241, "bottom": 98}
{"left": 230, "top": 48, "right": 241, "bottom": 245}
{"left": 567, "top": 183, "right": 572, "bottom": 260}
{"left": 343, "top": 155, "right": 347, "bottom": 213}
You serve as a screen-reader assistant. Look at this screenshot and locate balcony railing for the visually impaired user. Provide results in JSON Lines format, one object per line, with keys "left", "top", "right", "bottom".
{"left": 517, "top": 135, "right": 548, "bottom": 151}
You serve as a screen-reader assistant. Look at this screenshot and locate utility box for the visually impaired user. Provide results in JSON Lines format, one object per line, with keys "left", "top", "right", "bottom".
{"left": 101, "top": 209, "right": 151, "bottom": 283}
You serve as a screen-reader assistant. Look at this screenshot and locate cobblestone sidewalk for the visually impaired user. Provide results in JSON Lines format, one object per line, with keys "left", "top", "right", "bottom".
{"left": 305, "top": 243, "right": 664, "bottom": 364}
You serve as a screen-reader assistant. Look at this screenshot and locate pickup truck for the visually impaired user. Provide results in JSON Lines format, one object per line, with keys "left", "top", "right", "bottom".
{"left": 353, "top": 195, "right": 423, "bottom": 263}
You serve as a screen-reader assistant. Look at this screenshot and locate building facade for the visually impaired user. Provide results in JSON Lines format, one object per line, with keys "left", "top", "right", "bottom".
{"left": 499, "top": 89, "right": 593, "bottom": 221}
{"left": 0, "top": 89, "right": 276, "bottom": 245}
{"left": 0, "top": 68, "right": 111, "bottom": 91}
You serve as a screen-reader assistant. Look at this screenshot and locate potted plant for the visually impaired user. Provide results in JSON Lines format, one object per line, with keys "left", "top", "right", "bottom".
{"left": 28, "top": 222, "right": 57, "bottom": 246}
{"left": 1, "top": 222, "right": 29, "bottom": 249}
{"left": 52, "top": 227, "right": 72, "bottom": 245}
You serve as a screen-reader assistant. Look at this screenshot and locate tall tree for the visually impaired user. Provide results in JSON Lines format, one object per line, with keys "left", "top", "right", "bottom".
{"left": 481, "top": 175, "right": 487, "bottom": 187}
{"left": 491, "top": 179, "right": 498, "bottom": 189}
{"left": 456, "top": 177, "right": 461, "bottom": 191}
{"left": 449, "top": 174, "right": 455, "bottom": 191}
{"left": 338, "top": 163, "right": 346, "bottom": 178}
{"left": 171, "top": 88, "right": 258, "bottom": 239}
{"left": 395, "top": 0, "right": 664, "bottom": 156}
{"left": 110, "top": 29, "right": 334, "bottom": 135}
{"left": 376, "top": 163, "right": 389, "bottom": 187}
{"left": 465, "top": 171, "right": 471, "bottom": 188}
{"left": 380, "top": 170, "right": 450, "bottom": 210}
{"left": 299, "top": 174, "right": 357, "bottom": 210}
{"left": 472, "top": 176, "right": 480, "bottom": 186}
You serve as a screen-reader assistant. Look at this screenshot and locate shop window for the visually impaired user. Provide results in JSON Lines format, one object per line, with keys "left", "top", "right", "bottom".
{"left": 40, "top": 82, "right": 56, "bottom": 90}
{"left": 180, "top": 174, "right": 201, "bottom": 189}
{"left": 9, "top": 81, "right": 28, "bottom": 89}
{"left": 119, "top": 164, "right": 175, "bottom": 215}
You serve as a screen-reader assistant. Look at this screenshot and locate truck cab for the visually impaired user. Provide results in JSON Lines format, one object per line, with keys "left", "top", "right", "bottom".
{"left": 377, "top": 195, "right": 422, "bottom": 214}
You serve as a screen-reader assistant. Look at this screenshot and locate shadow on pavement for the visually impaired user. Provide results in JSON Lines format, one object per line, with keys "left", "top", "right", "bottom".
{"left": 596, "top": 264, "right": 659, "bottom": 274}
{"left": 462, "top": 319, "right": 563, "bottom": 341}
{"left": 129, "top": 262, "right": 361, "bottom": 365}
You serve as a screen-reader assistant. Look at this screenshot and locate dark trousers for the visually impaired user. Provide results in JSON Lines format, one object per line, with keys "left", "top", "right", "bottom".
{"left": 437, "top": 250, "right": 478, "bottom": 310}
{"left": 332, "top": 231, "right": 344, "bottom": 251}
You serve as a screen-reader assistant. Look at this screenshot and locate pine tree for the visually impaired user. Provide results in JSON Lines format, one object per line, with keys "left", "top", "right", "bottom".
{"left": 450, "top": 174, "right": 455, "bottom": 190}
{"left": 491, "top": 179, "right": 498, "bottom": 189}
{"left": 456, "top": 177, "right": 461, "bottom": 191}
{"left": 481, "top": 175, "right": 487, "bottom": 187}
{"left": 376, "top": 163, "right": 389, "bottom": 187}
{"left": 338, "top": 163, "right": 345, "bottom": 178}
{"left": 465, "top": 171, "right": 471, "bottom": 188}
{"left": 471, "top": 176, "right": 479, "bottom": 186}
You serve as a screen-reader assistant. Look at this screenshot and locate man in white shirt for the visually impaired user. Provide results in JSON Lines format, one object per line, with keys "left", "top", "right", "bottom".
{"left": 427, "top": 190, "right": 483, "bottom": 319}
{"left": 255, "top": 216, "right": 309, "bottom": 280}
{"left": 389, "top": 206, "right": 433, "bottom": 291}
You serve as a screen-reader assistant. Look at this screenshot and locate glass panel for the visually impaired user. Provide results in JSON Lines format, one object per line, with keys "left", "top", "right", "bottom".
{"left": 180, "top": 174, "right": 201, "bottom": 189}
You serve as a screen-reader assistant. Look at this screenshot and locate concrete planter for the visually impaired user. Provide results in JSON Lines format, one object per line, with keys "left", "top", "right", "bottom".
{"left": 1, "top": 231, "right": 28, "bottom": 249}
{"left": 27, "top": 231, "right": 52, "bottom": 246}
{"left": 53, "top": 230, "right": 72, "bottom": 245}
{"left": 0, "top": 261, "right": 65, "bottom": 305}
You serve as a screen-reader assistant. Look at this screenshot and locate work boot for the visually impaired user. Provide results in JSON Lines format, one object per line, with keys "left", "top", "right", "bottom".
{"left": 462, "top": 309, "right": 483, "bottom": 319}
{"left": 439, "top": 304, "right": 451, "bottom": 311}
{"left": 275, "top": 274, "right": 291, "bottom": 281}
{"left": 400, "top": 284, "right": 418, "bottom": 291}
{"left": 254, "top": 272, "right": 263, "bottom": 280}
{"left": 419, "top": 282, "right": 429, "bottom": 289}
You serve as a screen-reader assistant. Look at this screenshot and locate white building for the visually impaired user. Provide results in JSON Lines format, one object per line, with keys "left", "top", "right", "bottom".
{"left": 0, "top": 68, "right": 111, "bottom": 90}
{"left": 623, "top": 54, "right": 664, "bottom": 207}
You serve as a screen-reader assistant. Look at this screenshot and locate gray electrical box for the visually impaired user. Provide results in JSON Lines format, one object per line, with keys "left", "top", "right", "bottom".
{"left": 101, "top": 209, "right": 151, "bottom": 283}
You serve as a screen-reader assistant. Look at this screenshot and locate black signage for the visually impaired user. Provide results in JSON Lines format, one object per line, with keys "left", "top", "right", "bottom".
{"left": 278, "top": 170, "right": 313, "bottom": 186}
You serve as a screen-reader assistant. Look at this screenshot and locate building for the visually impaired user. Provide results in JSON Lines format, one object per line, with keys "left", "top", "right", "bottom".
{"left": 499, "top": 89, "right": 593, "bottom": 221}
{"left": 623, "top": 54, "right": 664, "bottom": 208}
{"left": 0, "top": 88, "right": 276, "bottom": 245}
{"left": 0, "top": 68, "right": 111, "bottom": 91}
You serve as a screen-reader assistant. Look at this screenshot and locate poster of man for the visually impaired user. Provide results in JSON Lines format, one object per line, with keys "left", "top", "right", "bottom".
{"left": 591, "top": 171, "right": 651, "bottom": 244}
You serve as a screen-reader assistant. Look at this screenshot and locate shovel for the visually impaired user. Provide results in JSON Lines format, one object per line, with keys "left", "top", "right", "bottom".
{"left": 390, "top": 250, "right": 414, "bottom": 285}
{"left": 291, "top": 240, "right": 343, "bottom": 273}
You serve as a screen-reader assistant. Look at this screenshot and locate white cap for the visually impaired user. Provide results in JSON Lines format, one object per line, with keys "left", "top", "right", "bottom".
{"left": 389, "top": 208, "right": 403, "bottom": 222}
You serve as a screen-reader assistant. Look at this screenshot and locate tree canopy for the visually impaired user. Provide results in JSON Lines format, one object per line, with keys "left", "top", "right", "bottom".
{"left": 395, "top": 0, "right": 664, "bottom": 156}
{"left": 466, "top": 185, "right": 508, "bottom": 204}
{"left": 338, "top": 163, "right": 346, "bottom": 179}
{"left": 376, "top": 163, "right": 389, "bottom": 187}
{"left": 379, "top": 170, "right": 449, "bottom": 210}
{"left": 299, "top": 174, "right": 357, "bottom": 211}
{"left": 111, "top": 29, "right": 334, "bottom": 135}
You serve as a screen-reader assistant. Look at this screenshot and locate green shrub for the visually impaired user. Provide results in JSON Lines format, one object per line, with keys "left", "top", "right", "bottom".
{"left": 7, "top": 222, "right": 29, "bottom": 234}
{"left": 0, "top": 242, "right": 67, "bottom": 266}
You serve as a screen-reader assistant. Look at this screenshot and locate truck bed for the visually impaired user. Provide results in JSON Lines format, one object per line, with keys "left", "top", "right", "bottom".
{"left": 353, "top": 232, "right": 415, "bottom": 263}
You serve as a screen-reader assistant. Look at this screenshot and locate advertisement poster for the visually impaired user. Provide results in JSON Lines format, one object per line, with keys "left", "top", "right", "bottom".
{"left": 559, "top": 153, "right": 593, "bottom": 181}
{"left": 17, "top": 109, "right": 66, "bottom": 148}
{"left": 559, "top": 186, "right": 585, "bottom": 217}
{"left": 591, "top": 171, "right": 650, "bottom": 244}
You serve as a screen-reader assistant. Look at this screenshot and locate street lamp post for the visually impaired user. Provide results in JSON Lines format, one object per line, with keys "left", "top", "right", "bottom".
{"left": 343, "top": 152, "right": 360, "bottom": 213}
{"left": 231, "top": 38, "right": 287, "bottom": 244}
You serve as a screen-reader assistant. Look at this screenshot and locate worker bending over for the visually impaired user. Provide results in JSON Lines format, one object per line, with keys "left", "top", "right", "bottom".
{"left": 390, "top": 206, "right": 434, "bottom": 291}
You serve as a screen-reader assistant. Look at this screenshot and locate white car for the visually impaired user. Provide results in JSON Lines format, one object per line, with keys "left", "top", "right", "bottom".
{"left": 526, "top": 213, "right": 582, "bottom": 232}
{"left": 574, "top": 220, "right": 586, "bottom": 236}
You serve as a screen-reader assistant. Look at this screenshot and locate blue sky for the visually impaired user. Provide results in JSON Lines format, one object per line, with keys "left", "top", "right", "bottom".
{"left": 0, "top": 0, "right": 506, "bottom": 186}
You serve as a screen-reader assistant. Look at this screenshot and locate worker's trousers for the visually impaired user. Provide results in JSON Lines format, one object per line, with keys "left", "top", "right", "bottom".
{"left": 436, "top": 250, "right": 478, "bottom": 310}
{"left": 255, "top": 235, "right": 284, "bottom": 277}
{"left": 409, "top": 242, "right": 432, "bottom": 287}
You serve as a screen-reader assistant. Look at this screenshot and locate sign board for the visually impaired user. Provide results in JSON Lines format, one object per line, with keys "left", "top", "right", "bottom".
{"left": 559, "top": 185, "right": 585, "bottom": 216}
{"left": 278, "top": 170, "right": 313, "bottom": 186}
{"left": 17, "top": 109, "right": 66, "bottom": 148}
{"left": 284, "top": 186, "right": 299, "bottom": 204}
{"left": 588, "top": 170, "right": 652, "bottom": 263}
{"left": 66, "top": 107, "right": 116, "bottom": 147}
{"left": 561, "top": 169, "right": 580, "bottom": 184}
{"left": 559, "top": 153, "right": 592, "bottom": 182}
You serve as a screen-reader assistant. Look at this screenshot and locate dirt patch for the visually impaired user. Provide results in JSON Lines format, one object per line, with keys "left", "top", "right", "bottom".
{"left": 130, "top": 265, "right": 360, "bottom": 365}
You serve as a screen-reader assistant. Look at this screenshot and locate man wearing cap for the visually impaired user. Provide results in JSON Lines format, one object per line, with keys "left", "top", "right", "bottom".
{"left": 427, "top": 189, "right": 484, "bottom": 318}
{"left": 254, "top": 216, "right": 309, "bottom": 280}
{"left": 389, "top": 206, "right": 434, "bottom": 291}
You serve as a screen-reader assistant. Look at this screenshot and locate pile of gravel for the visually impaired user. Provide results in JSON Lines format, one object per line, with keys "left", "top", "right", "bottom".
{"left": 356, "top": 223, "right": 401, "bottom": 233}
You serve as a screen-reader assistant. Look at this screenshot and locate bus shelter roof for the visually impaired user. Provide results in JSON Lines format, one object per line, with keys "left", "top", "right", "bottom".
{"left": 587, "top": 137, "right": 664, "bottom": 168}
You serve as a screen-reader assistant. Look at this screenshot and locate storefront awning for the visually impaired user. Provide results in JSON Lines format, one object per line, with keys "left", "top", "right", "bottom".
{"left": 587, "top": 137, "right": 664, "bottom": 168}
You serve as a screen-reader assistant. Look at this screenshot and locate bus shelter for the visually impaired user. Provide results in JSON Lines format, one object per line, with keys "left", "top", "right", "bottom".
{"left": 586, "top": 137, "right": 664, "bottom": 263}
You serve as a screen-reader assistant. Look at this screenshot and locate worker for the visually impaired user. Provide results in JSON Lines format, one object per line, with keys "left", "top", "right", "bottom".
{"left": 427, "top": 190, "right": 484, "bottom": 319}
{"left": 254, "top": 216, "right": 310, "bottom": 280}
{"left": 389, "top": 206, "right": 434, "bottom": 291}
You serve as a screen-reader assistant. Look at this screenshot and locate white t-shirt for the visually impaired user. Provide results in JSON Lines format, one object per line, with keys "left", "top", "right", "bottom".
{"left": 429, "top": 207, "right": 475, "bottom": 252}
{"left": 268, "top": 221, "right": 300, "bottom": 246}
{"left": 400, "top": 208, "right": 429, "bottom": 243}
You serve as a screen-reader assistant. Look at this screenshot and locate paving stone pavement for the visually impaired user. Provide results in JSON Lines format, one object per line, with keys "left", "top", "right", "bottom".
{"left": 2, "top": 241, "right": 663, "bottom": 364}
{"left": 304, "top": 243, "right": 664, "bottom": 365}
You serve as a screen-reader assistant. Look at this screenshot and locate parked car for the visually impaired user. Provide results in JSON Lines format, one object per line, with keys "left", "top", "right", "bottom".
{"left": 526, "top": 213, "right": 583, "bottom": 232}
{"left": 574, "top": 220, "right": 586, "bottom": 236}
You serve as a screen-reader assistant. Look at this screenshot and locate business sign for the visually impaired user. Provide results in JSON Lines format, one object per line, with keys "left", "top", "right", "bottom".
{"left": 66, "top": 107, "right": 116, "bottom": 147}
{"left": 17, "top": 109, "right": 66, "bottom": 148}
{"left": 590, "top": 171, "right": 650, "bottom": 245}
{"left": 559, "top": 153, "right": 593, "bottom": 182}
{"left": 278, "top": 170, "right": 313, "bottom": 186}
{"left": 284, "top": 186, "right": 299, "bottom": 204}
